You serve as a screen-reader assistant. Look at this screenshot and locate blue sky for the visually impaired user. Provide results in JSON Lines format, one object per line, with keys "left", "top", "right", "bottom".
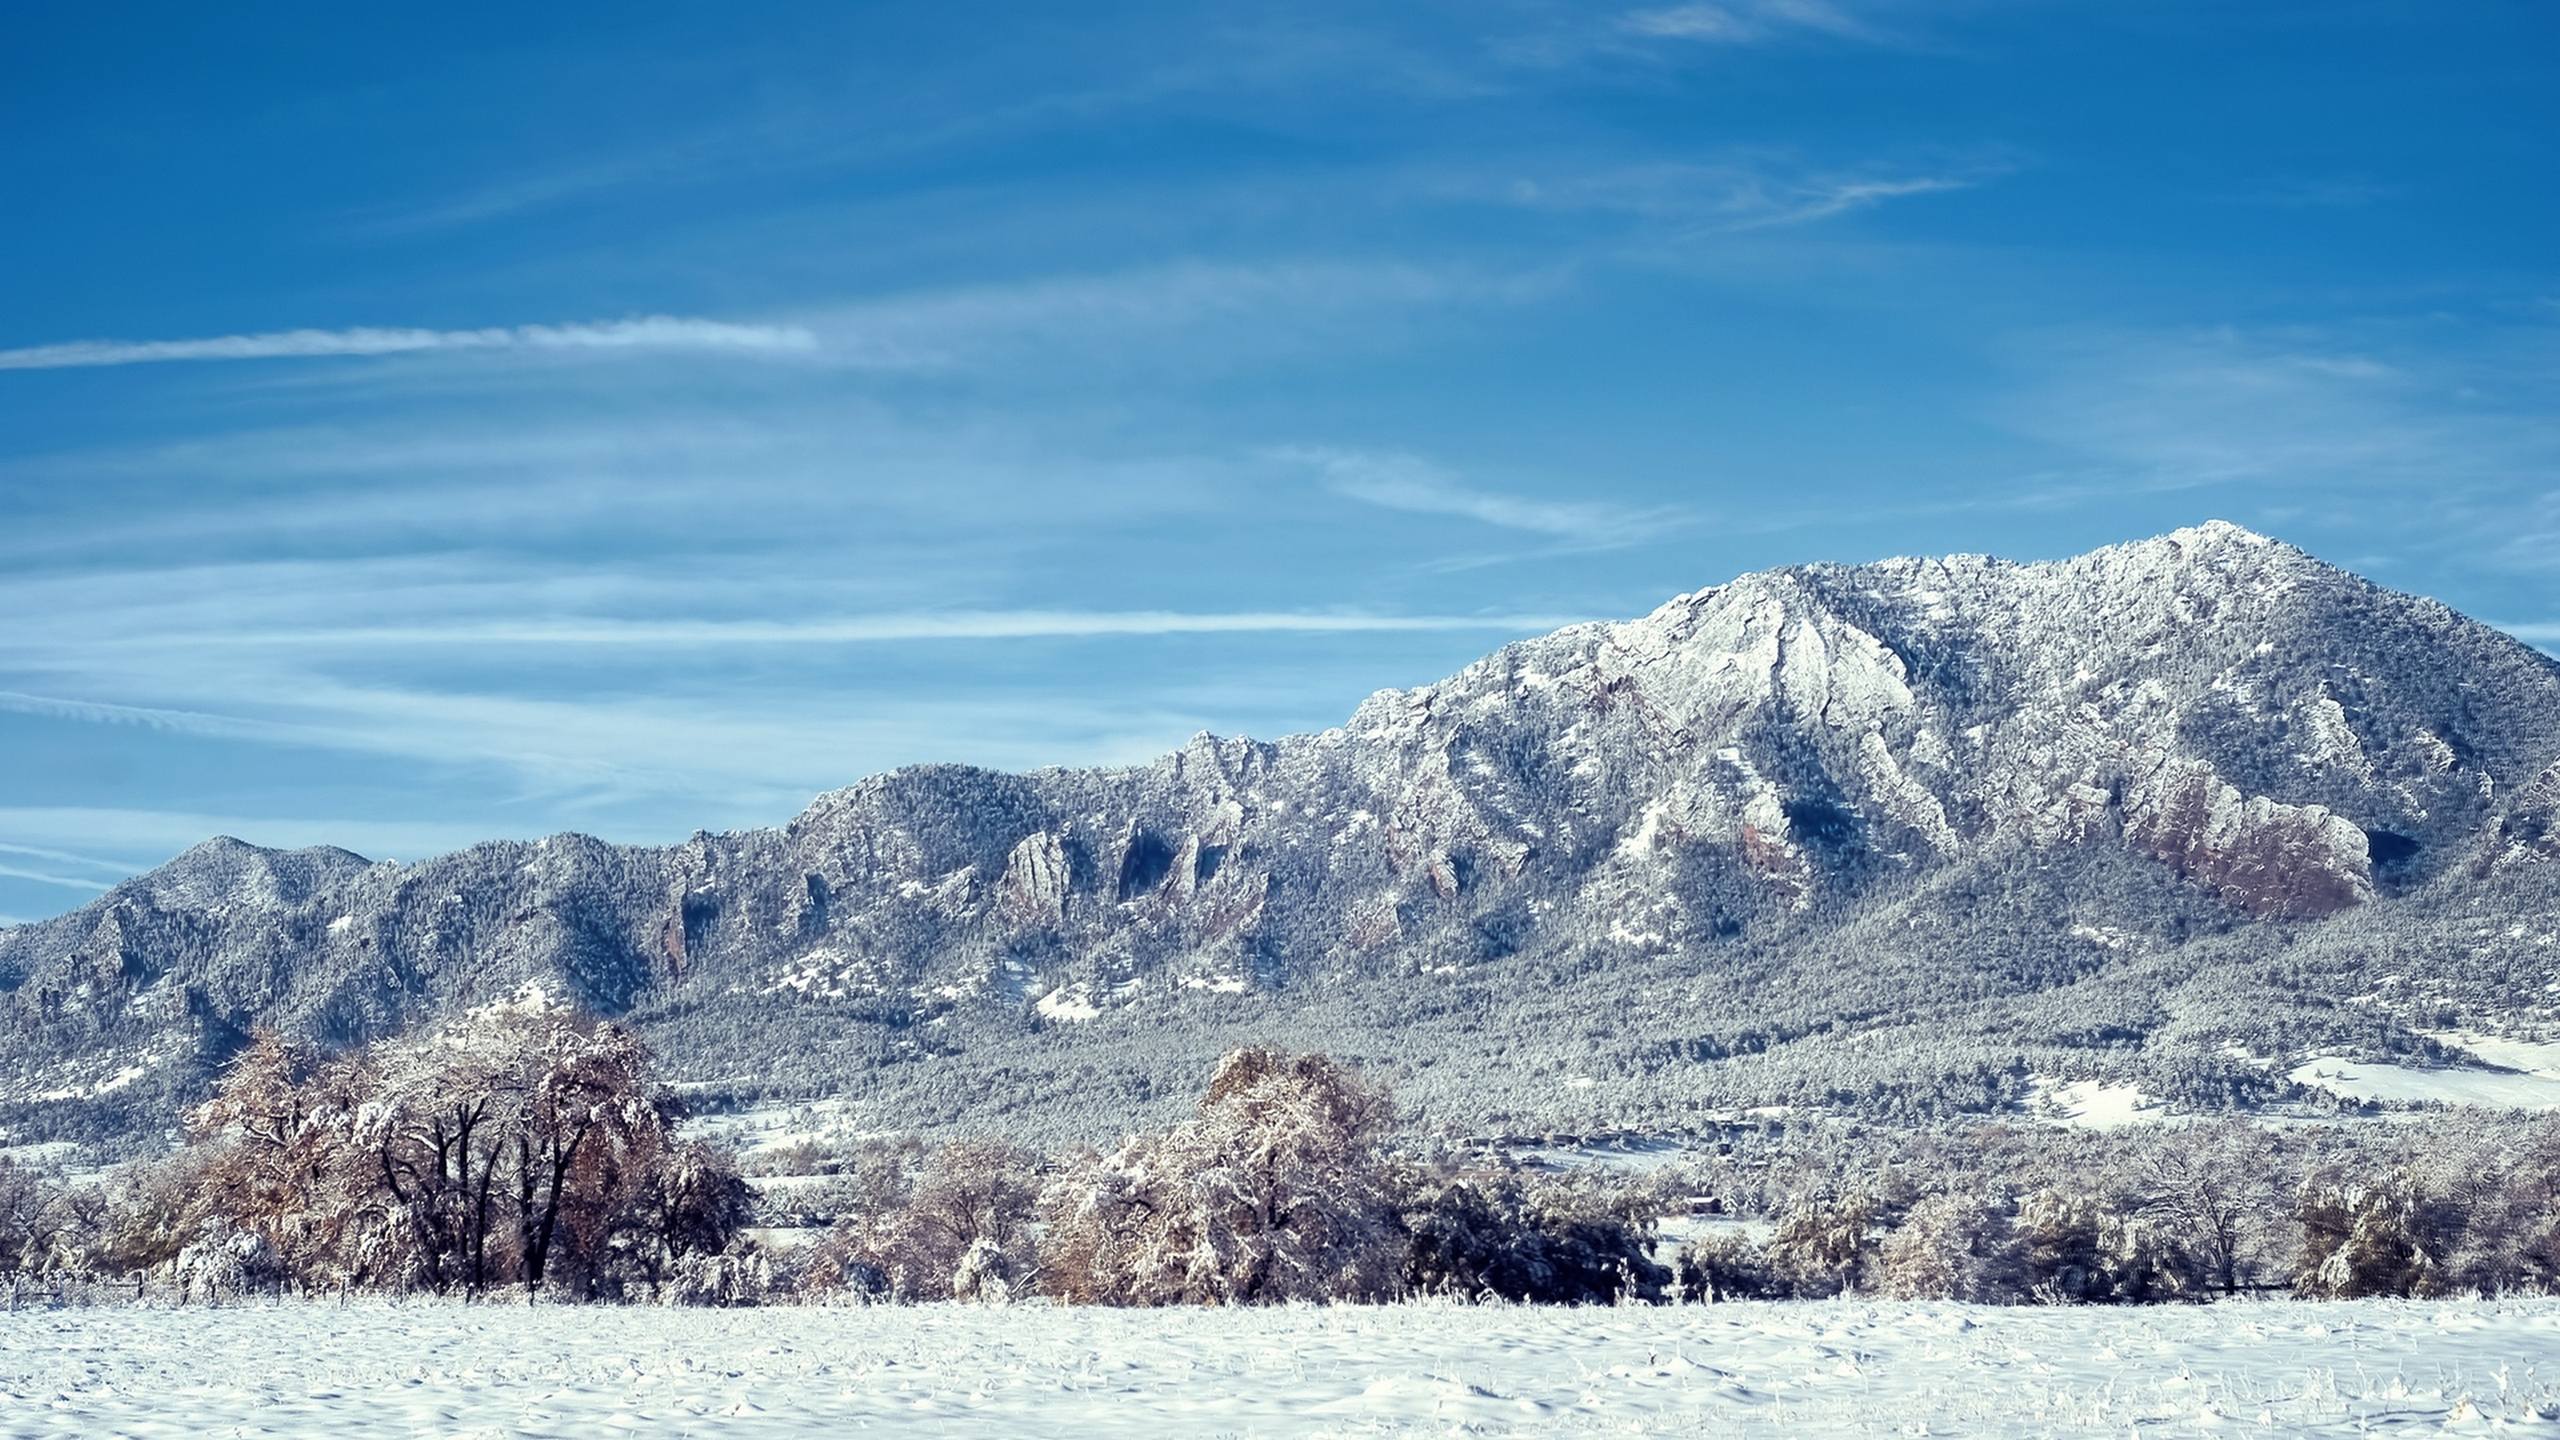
{"left": 3, "top": 0, "right": 2556, "bottom": 923}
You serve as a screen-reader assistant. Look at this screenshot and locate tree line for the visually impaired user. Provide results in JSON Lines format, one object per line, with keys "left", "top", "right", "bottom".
{"left": 6, "top": 1004, "right": 2560, "bottom": 1307}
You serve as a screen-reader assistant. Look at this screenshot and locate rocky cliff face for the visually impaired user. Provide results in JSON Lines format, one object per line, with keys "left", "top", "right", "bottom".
{"left": 5, "top": 523, "right": 2557, "bottom": 1140}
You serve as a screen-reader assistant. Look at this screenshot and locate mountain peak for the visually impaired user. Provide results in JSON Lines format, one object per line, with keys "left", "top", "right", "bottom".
{"left": 2173, "top": 518, "right": 2277, "bottom": 548}
{"left": 2111, "top": 519, "right": 2318, "bottom": 574}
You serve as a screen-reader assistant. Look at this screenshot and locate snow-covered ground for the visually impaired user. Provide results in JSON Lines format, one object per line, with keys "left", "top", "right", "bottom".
{"left": 2026, "top": 1076, "right": 2168, "bottom": 1129}
{"left": 2291, "top": 1055, "right": 2560, "bottom": 1110}
{"left": 2291, "top": 1030, "right": 2560, "bottom": 1112}
{"left": 677, "top": 1096, "right": 874, "bottom": 1158}
{"left": 2, "top": 1298, "right": 2555, "bottom": 1437}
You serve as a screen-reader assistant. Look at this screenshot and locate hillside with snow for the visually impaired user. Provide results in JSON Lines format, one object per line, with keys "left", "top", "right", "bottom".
{"left": 5, "top": 522, "right": 2558, "bottom": 1147}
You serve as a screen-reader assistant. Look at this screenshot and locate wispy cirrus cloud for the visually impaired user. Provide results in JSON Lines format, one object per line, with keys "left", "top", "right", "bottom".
{"left": 1999, "top": 324, "right": 2560, "bottom": 499}
{"left": 0, "top": 689, "right": 310, "bottom": 744}
{"left": 1619, "top": 0, "right": 1887, "bottom": 46}
{"left": 0, "top": 546, "right": 1589, "bottom": 819}
{"left": 79, "top": 609, "right": 1586, "bottom": 652}
{"left": 1277, "top": 446, "right": 1686, "bottom": 549}
{"left": 0, "top": 861, "right": 114, "bottom": 893}
{"left": 354, "top": 69, "right": 1205, "bottom": 236}
{"left": 1723, "top": 174, "right": 1973, "bottom": 229}
{"left": 0, "top": 841, "right": 138, "bottom": 877}
{"left": 1487, "top": 155, "right": 1998, "bottom": 234}
{"left": 0, "top": 316, "right": 820, "bottom": 372}
{"left": 0, "top": 552, "right": 1578, "bottom": 652}
{"left": 800, "top": 258, "right": 1560, "bottom": 374}
{"left": 0, "top": 259, "right": 1538, "bottom": 389}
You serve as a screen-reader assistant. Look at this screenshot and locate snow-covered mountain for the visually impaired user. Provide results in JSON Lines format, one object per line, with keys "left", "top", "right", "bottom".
{"left": 7, "top": 523, "right": 2559, "bottom": 1145}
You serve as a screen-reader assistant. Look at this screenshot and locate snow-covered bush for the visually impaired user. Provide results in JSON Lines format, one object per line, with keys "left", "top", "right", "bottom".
{"left": 1397, "top": 1167, "right": 1668, "bottom": 1304}
{"left": 1040, "top": 1046, "right": 1401, "bottom": 1305}
{"left": 2416, "top": 1124, "right": 2560, "bottom": 1296}
{"left": 951, "top": 1238, "right": 1016, "bottom": 1304}
{"left": 1674, "top": 1231, "right": 1775, "bottom": 1301}
{"left": 2013, "top": 1188, "right": 2205, "bottom": 1303}
{"left": 2293, "top": 1173, "right": 2441, "bottom": 1298}
{"left": 1764, "top": 1195, "right": 1882, "bottom": 1298}
{"left": 2124, "top": 1119, "right": 2280, "bottom": 1296}
{"left": 662, "top": 1245, "right": 773, "bottom": 1307}
{"left": 1880, "top": 1190, "right": 2016, "bottom": 1302}
{"left": 804, "top": 1138, "right": 1042, "bottom": 1302}
{"left": 170, "top": 1219, "right": 283, "bottom": 1303}
{"left": 0, "top": 1156, "right": 94, "bottom": 1278}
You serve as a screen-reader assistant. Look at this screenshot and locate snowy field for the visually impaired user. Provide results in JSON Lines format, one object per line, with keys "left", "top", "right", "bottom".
{"left": 2288, "top": 1031, "right": 2560, "bottom": 1113}
{"left": 3, "top": 1300, "right": 2558, "bottom": 1437}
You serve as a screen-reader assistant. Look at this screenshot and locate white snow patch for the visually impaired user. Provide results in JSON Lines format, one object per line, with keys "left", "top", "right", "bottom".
{"left": 13, "top": 1055, "right": 159, "bottom": 1104}
{"left": 2028, "top": 1077, "right": 2163, "bottom": 1129}
{"left": 1037, "top": 987, "right": 1100, "bottom": 1022}
{"left": 2430, "top": 1029, "right": 2560, "bottom": 1078}
{"left": 2290, "top": 1053, "right": 2560, "bottom": 1112}
{"left": 679, "top": 1096, "right": 871, "bottom": 1156}
{"left": 1606, "top": 919, "right": 1667, "bottom": 948}
{"left": 1618, "top": 799, "right": 1670, "bottom": 858}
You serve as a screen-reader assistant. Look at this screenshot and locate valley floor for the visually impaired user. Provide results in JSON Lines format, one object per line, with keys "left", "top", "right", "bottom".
{"left": 0, "top": 1296, "right": 2553, "bottom": 1437}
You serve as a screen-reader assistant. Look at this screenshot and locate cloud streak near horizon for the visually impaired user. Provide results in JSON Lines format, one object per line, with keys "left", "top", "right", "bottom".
{"left": 0, "top": 861, "right": 113, "bottom": 893}
{"left": 110, "top": 608, "right": 1591, "bottom": 650}
{"left": 0, "top": 316, "right": 820, "bottom": 371}
{"left": 0, "top": 806, "right": 537, "bottom": 871}
{"left": 0, "top": 562, "right": 1598, "bottom": 838}
{"left": 0, "top": 841, "right": 138, "bottom": 876}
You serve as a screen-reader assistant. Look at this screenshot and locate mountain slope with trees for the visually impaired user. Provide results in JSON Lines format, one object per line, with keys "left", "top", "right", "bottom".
{"left": 6, "top": 522, "right": 2558, "bottom": 1148}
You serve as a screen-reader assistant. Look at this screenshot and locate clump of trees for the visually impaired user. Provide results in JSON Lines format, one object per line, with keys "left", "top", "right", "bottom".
{"left": 781, "top": 1046, "right": 1671, "bottom": 1307}
{"left": 0, "top": 1156, "right": 102, "bottom": 1282}
{"left": 1670, "top": 1179, "right": 2238, "bottom": 1306}
{"left": 803, "top": 1137, "right": 1044, "bottom": 1302}
{"left": 2292, "top": 1136, "right": 2560, "bottom": 1299}
{"left": 1665, "top": 1114, "right": 2560, "bottom": 1305}
{"left": 10, "top": 991, "right": 752, "bottom": 1302}
{"left": 1398, "top": 1166, "right": 1669, "bottom": 1304}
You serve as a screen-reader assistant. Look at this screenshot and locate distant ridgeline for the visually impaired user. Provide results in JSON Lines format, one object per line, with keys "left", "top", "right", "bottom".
{"left": 6, "top": 522, "right": 2559, "bottom": 1151}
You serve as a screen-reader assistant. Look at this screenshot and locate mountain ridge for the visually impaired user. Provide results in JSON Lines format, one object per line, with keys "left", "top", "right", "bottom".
{"left": 7, "top": 522, "right": 2559, "bottom": 1147}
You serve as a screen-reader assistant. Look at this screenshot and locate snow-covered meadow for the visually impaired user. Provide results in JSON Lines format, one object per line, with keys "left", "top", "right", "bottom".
{"left": 3, "top": 1298, "right": 2556, "bottom": 1437}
